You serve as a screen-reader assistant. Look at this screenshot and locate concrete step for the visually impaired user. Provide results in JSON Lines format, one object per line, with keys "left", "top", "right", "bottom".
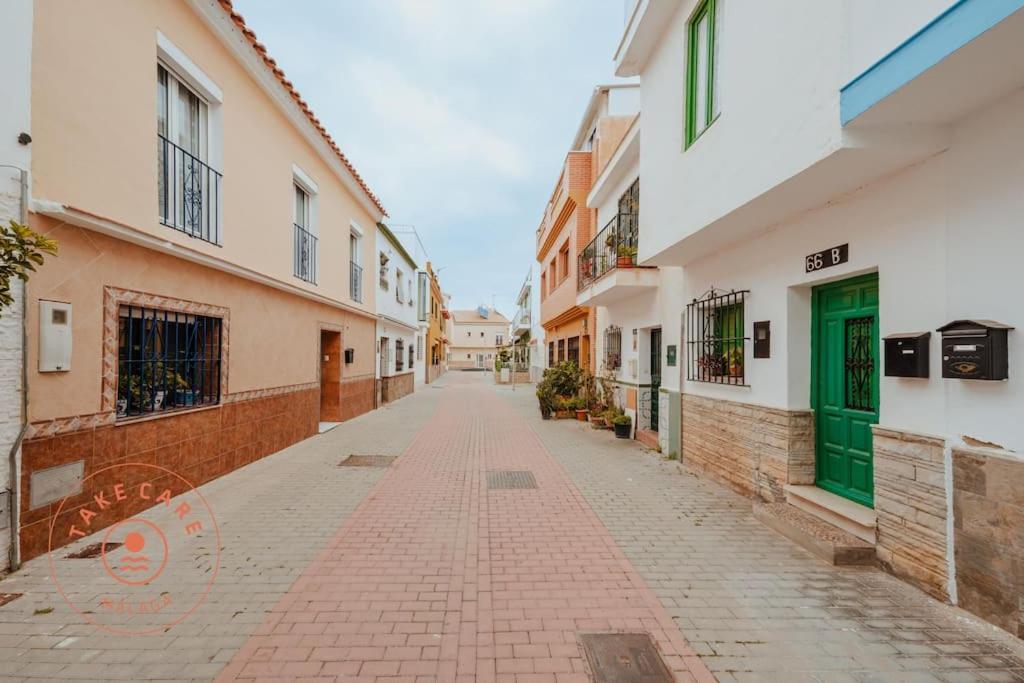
{"left": 754, "top": 502, "right": 876, "bottom": 567}
{"left": 635, "top": 429, "right": 659, "bottom": 450}
{"left": 785, "top": 484, "right": 877, "bottom": 543}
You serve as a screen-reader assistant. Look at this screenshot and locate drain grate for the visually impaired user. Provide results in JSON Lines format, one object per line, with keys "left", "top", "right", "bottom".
{"left": 0, "top": 593, "right": 22, "bottom": 608}
{"left": 579, "top": 633, "right": 674, "bottom": 683}
{"left": 486, "top": 471, "right": 537, "bottom": 490}
{"left": 66, "top": 541, "right": 122, "bottom": 559}
{"left": 339, "top": 455, "right": 397, "bottom": 468}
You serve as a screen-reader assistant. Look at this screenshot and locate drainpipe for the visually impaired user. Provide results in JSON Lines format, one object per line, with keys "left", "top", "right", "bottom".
{"left": 4, "top": 167, "right": 28, "bottom": 571}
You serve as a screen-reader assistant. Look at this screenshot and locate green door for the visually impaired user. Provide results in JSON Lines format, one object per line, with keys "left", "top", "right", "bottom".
{"left": 650, "top": 328, "right": 662, "bottom": 431}
{"left": 812, "top": 273, "right": 879, "bottom": 507}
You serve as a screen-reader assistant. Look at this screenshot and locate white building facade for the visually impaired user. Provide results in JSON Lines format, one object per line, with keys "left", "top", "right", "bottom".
{"left": 391, "top": 226, "right": 431, "bottom": 387}
{"left": 511, "top": 268, "right": 544, "bottom": 382}
{"left": 374, "top": 223, "right": 419, "bottom": 404}
{"left": 617, "top": 0, "right": 1024, "bottom": 634}
{"left": 581, "top": 116, "right": 684, "bottom": 454}
{"left": 0, "top": 0, "right": 34, "bottom": 572}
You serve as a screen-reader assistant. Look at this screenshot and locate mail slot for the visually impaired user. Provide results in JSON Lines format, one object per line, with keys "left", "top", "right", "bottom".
{"left": 884, "top": 332, "right": 929, "bottom": 378}
{"left": 937, "top": 320, "right": 1013, "bottom": 380}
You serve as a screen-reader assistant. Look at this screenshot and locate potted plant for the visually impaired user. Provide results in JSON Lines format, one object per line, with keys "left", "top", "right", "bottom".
{"left": 612, "top": 413, "right": 632, "bottom": 439}
{"left": 616, "top": 244, "right": 637, "bottom": 268}
{"left": 727, "top": 347, "right": 744, "bottom": 378}
{"left": 573, "top": 397, "right": 589, "bottom": 421}
{"left": 536, "top": 383, "right": 555, "bottom": 419}
{"left": 697, "top": 353, "right": 727, "bottom": 381}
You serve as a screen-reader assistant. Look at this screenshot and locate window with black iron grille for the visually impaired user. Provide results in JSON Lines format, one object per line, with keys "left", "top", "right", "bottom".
{"left": 117, "top": 305, "right": 222, "bottom": 418}
{"left": 604, "top": 325, "right": 622, "bottom": 370}
{"left": 557, "top": 339, "right": 565, "bottom": 363}
{"left": 686, "top": 289, "right": 748, "bottom": 386}
{"left": 567, "top": 336, "right": 580, "bottom": 365}
{"left": 408, "top": 343, "right": 415, "bottom": 370}
{"left": 396, "top": 339, "right": 405, "bottom": 371}
{"left": 548, "top": 341, "right": 554, "bottom": 366}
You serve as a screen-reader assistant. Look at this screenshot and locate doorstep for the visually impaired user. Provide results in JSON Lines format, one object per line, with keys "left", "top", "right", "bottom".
{"left": 753, "top": 502, "right": 876, "bottom": 567}
{"left": 635, "top": 429, "right": 659, "bottom": 450}
{"left": 784, "top": 484, "right": 877, "bottom": 544}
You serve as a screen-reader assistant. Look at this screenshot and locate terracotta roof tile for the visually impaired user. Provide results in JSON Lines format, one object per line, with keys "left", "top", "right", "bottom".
{"left": 216, "top": 0, "right": 386, "bottom": 216}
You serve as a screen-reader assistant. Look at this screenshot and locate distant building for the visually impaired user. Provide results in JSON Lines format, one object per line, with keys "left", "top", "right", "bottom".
{"left": 448, "top": 307, "right": 510, "bottom": 370}
{"left": 511, "top": 268, "right": 544, "bottom": 382}
{"left": 375, "top": 223, "right": 418, "bottom": 405}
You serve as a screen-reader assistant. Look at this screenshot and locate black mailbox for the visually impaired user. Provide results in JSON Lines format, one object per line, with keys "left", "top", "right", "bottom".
{"left": 344, "top": 348, "right": 355, "bottom": 364}
{"left": 884, "top": 332, "right": 930, "bottom": 378}
{"left": 937, "top": 320, "right": 1013, "bottom": 380}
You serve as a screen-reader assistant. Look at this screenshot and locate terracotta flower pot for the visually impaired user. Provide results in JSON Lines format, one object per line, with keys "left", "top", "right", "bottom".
{"left": 617, "top": 256, "right": 633, "bottom": 268}
{"left": 575, "top": 409, "right": 588, "bottom": 421}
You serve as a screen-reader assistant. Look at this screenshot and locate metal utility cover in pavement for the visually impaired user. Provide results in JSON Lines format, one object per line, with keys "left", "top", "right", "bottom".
{"left": 486, "top": 471, "right": 537, "bottom": 489}
{"left": 579, "top": 633, "right": 674, "bottom": 683}
{"left": 339, "top": 455, "right": 397, "bottom": 468}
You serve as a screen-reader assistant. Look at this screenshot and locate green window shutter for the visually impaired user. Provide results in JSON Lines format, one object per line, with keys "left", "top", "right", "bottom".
{"left": 685, "top": 0, "right": 718, "bottom": 148}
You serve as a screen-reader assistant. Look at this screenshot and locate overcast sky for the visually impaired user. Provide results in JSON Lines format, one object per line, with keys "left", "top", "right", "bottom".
{"left": 234, "top": 0, "right": 629, "bottom": 318}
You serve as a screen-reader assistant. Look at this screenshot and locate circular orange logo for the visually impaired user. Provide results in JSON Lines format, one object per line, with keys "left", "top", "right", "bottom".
{"left": 48, "top": 463, "right": 221, "bottom": 635}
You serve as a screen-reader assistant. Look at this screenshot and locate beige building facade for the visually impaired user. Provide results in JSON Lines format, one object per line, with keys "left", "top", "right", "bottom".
{"left": 448, "top": 308, "right": 509, "bottom": 370}
{"left": 17, "top": 0, "right": 385, "bottom": 561}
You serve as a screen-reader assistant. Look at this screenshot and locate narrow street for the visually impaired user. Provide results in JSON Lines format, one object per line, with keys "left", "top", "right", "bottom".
{"left": 0, "top": 372, "right": 1020, "bottom": 681}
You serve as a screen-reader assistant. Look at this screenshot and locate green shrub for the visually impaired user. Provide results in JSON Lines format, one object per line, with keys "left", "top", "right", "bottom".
{"left": 611, "top": 413, "right": 632, "bottom": 426}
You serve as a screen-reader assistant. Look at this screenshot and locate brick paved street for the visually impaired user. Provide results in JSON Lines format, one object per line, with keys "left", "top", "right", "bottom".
{"left": 0, "top": 372, "right": 1023, "bottom": 681}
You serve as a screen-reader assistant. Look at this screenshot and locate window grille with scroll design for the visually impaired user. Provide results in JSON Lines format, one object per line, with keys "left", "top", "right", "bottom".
{"left": 686, "top": 289, "right": 749, "bottom": 386}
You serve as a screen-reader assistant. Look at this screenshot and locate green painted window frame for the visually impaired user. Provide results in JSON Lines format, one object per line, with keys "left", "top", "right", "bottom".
{"left": 685, "top": 0, "right": 718, "bottom": 148}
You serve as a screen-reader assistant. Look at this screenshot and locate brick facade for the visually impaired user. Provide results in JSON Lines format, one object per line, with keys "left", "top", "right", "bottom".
{"left": 873, "top": 427, "right": 949, "bottom": 601}
{"left": 953, "top": 445, "right": 1024, "bottom": 637}
{"left": 681, "top": 393, "right": 814, "bottom": 502}
{"left": 339, "top": 375, "right": 376, "bottom": 421}
{"left": 380, "top": 371, "right": 414, "bottom": 404}
{"left": 20, "top": 386, "right": 319, "bottom": 561}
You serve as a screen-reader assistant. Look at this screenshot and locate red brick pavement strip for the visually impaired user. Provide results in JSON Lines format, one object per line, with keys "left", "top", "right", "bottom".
{"left": 217, "top": 375, "right": 715, "bottom": 682}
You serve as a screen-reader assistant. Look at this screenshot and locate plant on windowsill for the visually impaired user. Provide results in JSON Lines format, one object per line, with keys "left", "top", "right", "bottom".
{"left": 117, "top": 362, "right": 191, "bottom": 416}
{"left": 616, "top": 244, "right": 637, "bottom": 268}
{"left": 696, "top": 353, "right": 727, "bottom": 381}
{"left": 727, "top": 347, "right": 744, "bottom": 378}
{"left": 612, "top": 413, "right": 632, "bottom": 439}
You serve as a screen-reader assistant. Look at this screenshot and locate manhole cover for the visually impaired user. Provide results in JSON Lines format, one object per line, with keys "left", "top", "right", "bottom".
{"left": 339, "top": 455, "right": 396, "bottom": 468}
{"left": 0, "top": 593, "right": 22, "bottom": 608}
{"left": 579, "top": 633, "right": 673, "bottom": 683}
{"left": 486, "top": 471, "right": 537, "bottom": 489}
{"left": 66, "top": 541, "right": 122, "bottom": 559}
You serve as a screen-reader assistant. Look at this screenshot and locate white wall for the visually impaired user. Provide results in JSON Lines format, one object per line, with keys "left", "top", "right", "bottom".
{"left": 639, "top": 0, "right": 844, "bottom": 263}
{"left": 679, "top": 88, "right": 1024, "bottom": 452}
{"left": 841, "top": 0, "right": 957, "bottom": 84}
{"left": 375, "top": 229, "right": 418, "bottom": 378}
{"left": 0, "top": 0, "right": 33, "bottom": 570}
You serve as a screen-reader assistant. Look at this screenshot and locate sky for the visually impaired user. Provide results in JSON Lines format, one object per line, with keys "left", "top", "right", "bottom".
{"left": 233, "top": 0, "right": 630, "bottom": 318}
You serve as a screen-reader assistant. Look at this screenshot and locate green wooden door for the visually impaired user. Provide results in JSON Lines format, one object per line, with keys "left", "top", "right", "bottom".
{"left": 650, "top": 328, "right": 661, "bottom": 430}
{"left": 812, "top": 273, "right": 879, "bottom": 507}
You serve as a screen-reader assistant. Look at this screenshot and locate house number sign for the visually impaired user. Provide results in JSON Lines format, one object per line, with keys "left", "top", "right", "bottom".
{"left": 805, "top": 243, "right": 849, "bottom": 273}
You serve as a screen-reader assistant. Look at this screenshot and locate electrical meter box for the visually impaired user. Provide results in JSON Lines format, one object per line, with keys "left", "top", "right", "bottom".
{"left": 884, "top": 332, "right": 930, "bottom": 378}
{"left": 39, "top": 300, "right": 72, "bottom": 372}
{"left": 937, "top": 320, "right": 1012, "bottom": 380}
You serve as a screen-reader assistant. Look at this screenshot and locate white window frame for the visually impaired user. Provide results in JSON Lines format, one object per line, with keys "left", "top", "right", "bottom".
{"left": 292, "top": 165, "right": 319, "bottom": 283}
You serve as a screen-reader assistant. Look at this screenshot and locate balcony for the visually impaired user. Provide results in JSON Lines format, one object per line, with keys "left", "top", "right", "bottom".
{"left": 158, "top": 135, "right": 222, "bottom": 245}
{"left": 350, "top": 261, "right": 363, "bottom": 302}
{"left": 576, "top": 212, "right": 658, "bottom": 306}
{"left": 512, "top": 308, "right": 531, "bottom": 336}
{"left": 293, "top": 224, "right": 318, "bottom": 284}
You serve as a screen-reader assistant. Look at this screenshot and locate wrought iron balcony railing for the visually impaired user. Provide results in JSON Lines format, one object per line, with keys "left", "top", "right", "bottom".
{"left": 294, "top": 223, "right": 318, "bottom": 284}
{"left": 350, "top": 261, "right": 363, "bottom": 302}
{"left": 577, "top": 212, "right": 639, "bottom": 290}
{"left": 158, "top": 135, "right": 222, "bottom": 245}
